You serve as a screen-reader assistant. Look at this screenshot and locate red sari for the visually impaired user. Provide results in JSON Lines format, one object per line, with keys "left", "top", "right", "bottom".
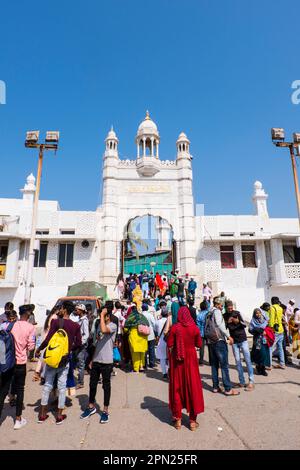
{"left": 167, "top": 307, "right": 204, "bottom": 420}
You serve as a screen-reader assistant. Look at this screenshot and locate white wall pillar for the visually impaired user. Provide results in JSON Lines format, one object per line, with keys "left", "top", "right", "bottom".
{"left": 270, "top": 238, "right": 287, "bottom": 284}
{"left": 151, "top": 137, "right": 154, "bottom": 157}
{"left": 176, "top": 240, "right": 181, "bottom": 271}
{"left": 137, "top": 141, "right": 140, "bottom": 158}
{"left": 143, "top": 138, "right": 146, "bottom": 157}
{"left": 5, "top": 239, "right": 20, "bottom": 285}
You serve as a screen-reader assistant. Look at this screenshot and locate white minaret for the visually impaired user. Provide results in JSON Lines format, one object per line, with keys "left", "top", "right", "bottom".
{"left": 176, "top": 132, "right": 196, "bottom": 276}
{"left": 156, "top": 217, "right": 171, "bottom": 251}
{"left": 20, "top": 173, "right": 36, "bottom": 206}
{"left": 253, "top": 181, "right": 269, "bottom": 217}
{"left": 100, "top": 127, "right": 120, "bottom": 288}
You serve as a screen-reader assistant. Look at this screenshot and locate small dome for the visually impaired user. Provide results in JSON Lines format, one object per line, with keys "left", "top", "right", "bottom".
{"left": 137, "top": 111, "right": 159, "bottom": 137}
{"left": 254, "top": 181, "right": 262, "bottom": 190}
{"left": 105, "top": 126, "right": 118, "bottom": 142}
{"left": 27, "top": 173, "right": 36, "bottom": 185}
{"left": 177, "top": 132, "right": 190, "bottom": 144}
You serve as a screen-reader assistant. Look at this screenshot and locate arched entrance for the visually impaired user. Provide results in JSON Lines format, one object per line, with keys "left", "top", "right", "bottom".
{"left": 121, "top": 215, "right": 176, "bottom": 275}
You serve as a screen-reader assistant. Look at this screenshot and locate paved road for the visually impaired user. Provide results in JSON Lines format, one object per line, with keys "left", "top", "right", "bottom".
{"left": 1, "top": 349, "right": 300, "bottom": 450}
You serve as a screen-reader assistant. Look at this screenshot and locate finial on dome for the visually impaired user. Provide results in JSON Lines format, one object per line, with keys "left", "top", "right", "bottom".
{"left": 145, "top": 110, "right": 150, "bottom": 120}
{"left": 254, "top": 180, "right": 262, "bottom": 190}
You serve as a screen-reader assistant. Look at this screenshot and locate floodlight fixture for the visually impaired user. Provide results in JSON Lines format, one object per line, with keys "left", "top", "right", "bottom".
{"left": 293, "top": 133, "right": 300, "bottom": 144}
{"left": 271, "top": 128, "right": 285, "bottom": 142}
{"left": 45, "top": 131, "right": 60, "bottom": 143}
{"left": 25, "top": 131, "right": 40, "bottom": 146}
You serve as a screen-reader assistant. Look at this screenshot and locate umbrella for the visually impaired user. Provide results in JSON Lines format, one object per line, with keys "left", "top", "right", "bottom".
{"left": 67, "top": 281, "right": 108, "bottom": 299}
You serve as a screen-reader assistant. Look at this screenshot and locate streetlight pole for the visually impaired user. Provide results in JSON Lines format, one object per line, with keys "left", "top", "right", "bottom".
{"left": 288, "top": 144, "right": 300, "bottom": 231}
{"left": 271, "top": 128, "right": 300, "bottom": 234}
{"left": 24, "top": 131, "right": 59, "bottom": 304}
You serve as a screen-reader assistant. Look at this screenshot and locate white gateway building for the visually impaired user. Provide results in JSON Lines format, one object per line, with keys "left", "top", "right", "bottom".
{"left": 0, "top": 112, "right": 299, "bottom": 324}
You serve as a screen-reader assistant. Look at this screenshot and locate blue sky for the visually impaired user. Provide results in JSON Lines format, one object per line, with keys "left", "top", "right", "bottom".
{"left": 1, "top": 0, "right": 300, "bottom": 217}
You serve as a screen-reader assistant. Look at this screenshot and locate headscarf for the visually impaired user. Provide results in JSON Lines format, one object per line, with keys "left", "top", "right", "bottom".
{"left": 249, "top": 308, "right": 268, "bottom": 333}
{"left": 172, "top": 306, "right": 195, "bottom": 361}
{"left": 124, "top": 307, "right": 149, "bottom": 329}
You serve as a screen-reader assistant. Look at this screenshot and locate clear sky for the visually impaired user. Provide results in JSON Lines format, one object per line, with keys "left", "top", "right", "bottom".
{"left": 1, "top": 0, "right": 300, "bottom": 217}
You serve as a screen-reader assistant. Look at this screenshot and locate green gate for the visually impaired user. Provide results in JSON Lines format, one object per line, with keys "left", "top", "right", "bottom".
{"left": 124, "top": 251, "right": 173, "bottom": 275}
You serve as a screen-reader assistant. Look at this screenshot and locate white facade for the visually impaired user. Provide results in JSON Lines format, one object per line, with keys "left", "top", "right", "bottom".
{"left": 1, "top": 113, "right": 300, "bottom": 324}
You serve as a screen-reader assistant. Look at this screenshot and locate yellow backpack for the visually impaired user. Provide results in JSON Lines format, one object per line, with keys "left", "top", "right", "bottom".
{"left": 43, "top": 319, "right": 69, "bottom": 368}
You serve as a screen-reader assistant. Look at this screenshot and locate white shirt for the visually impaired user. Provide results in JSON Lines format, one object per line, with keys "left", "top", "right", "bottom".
{"left": 203, "top": 286, "right": 212, "bottom": 298}
{"left": 113, "top": 309, "right": 125, "bottom": 334}
{"left": 142, "top": 311, "right": 156, "bottom": 341}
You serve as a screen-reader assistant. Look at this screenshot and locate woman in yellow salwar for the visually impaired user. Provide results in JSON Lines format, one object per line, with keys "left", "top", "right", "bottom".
{"left": 289, "top": 307, "right": 300, "bottom": 359}
{"left": 124, "top": 304, "right": 150, "bottom": 373}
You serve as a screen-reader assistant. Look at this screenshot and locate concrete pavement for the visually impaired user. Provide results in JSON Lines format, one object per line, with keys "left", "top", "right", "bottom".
{"left": 1, "top": 350, "right": 300, "bottom": 450}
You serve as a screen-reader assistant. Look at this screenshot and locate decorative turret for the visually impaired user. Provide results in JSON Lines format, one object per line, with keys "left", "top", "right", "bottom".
{"left": 135, "top": 111, "right": 160, "bottom": 176}
{"left": 176, "top": 132, "right": 190, "bottom": 159}
{"left": 104, "top": 126, "right": 119, "bottom": 158}
{"left": 136, "top": 111, "right": 160, "bottom": 159}
{"left": 253, "top": 181, "right": 269, "bottom": 217}
{"left": 20, "top": 173, "right": 36, "bottom": 204}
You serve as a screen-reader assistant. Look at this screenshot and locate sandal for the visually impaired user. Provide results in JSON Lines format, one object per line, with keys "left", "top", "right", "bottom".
{"left": 224, "top": 389, "right": 240, "bottom": 396}
{"left": 190, "top": 421, "right": 199, "bottom": 431}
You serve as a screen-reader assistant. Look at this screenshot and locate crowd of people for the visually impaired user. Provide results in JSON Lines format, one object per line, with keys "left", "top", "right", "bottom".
{"left": 0, "top": 272, "right": 299, "bottom": 432}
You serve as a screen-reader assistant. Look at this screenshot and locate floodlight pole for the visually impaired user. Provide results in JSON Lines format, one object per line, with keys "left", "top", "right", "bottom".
{"left": 24, "top": 137, "right": 58, "bottom": 304}
{"left": 289, "top": 144, "right": 300, "bottom": 231}
{"left": 24, "top": 146, "right": 44, "bottom": 304}
{"left": 274, "top": 140, "right": 300, "bottom": 233}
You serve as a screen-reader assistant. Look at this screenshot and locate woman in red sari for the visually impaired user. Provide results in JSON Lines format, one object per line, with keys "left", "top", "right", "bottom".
{"left": 167, "top": 306, "right": 204, "bottom": 431}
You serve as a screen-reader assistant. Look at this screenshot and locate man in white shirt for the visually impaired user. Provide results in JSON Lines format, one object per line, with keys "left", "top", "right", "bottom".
{"left": 286, "top": 299, "right": 295, "bottom": 322}
{"left": 202, "top": 283, "right": 212, "bottom": 302}
{"left": 142, "top": 304, "right": 156, "bottom": 369}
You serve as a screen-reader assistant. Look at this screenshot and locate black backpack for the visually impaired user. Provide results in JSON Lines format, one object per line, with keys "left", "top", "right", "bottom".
{"left": 204, "top": 309, "right": 223, "bottom": 343}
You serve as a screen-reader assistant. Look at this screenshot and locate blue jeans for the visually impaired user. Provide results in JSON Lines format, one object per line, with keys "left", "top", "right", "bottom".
{"left": 232, "top": 341, "right": 254, "bottom": 385}
{"left": 272, "top": 333, "right": 285, "bottom": 366}
{"left": 41, "top": 364, "right": 69, "bottom": 409}
{"left": 77, "top": 347, "right": 87, "bottom": 385}
{"left": 146, "top": 339, "right": 156, "bottom": 368}
{"left": 209, "top": 341, "right": 232, "bottom": 392}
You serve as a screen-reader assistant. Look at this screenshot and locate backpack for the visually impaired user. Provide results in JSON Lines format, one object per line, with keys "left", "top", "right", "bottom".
{"left": 0, "top": 322, "right": 16, "bottom": 373}
{"left": 43, "top": 318, "right": 69, "bottom": 368}
{"left": 204, "top": 309, "right": 224, "bottom": 343}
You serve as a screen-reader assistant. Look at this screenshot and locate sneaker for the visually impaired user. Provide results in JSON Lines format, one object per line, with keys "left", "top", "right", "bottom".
{"left": 100, "top": 411, "right": 109, "bottom": 424}
{"left": 56, "top": 414, "right": 67, "bottom": 425}
{"left": 163, "top": 374, "right": 168, "bottom": 380}
{"left": 80, "top": 407, "right": 97, "bottom": 420}
{"left": 37, "top": 414, "right": 49, "bottom": 423}
{"left": 76, "top": 384, "right": 84, "bottom": 390}
{"left": 274, "top": 364, "right": 286, "bottom": 369}
{"left": 112, "top": 370, "right": 117, "bottom": 376}
{"left": 14, "top": 417, "right": 27, "bottom": 430}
